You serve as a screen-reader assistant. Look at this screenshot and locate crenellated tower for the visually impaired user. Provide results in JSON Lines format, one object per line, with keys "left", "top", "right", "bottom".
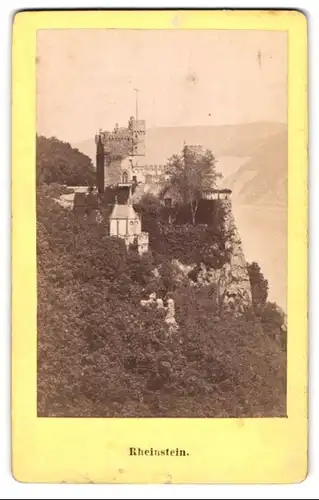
{"left": 95, "top": 116, "right": 146, "bottom": 192}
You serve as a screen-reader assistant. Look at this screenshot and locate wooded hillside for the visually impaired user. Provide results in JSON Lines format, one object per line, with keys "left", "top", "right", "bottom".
{"left": 37, "top": 184, "right": 287, "bottom": 417}
{"left": 37, "top": 135, "right": 96, "bottom": 186}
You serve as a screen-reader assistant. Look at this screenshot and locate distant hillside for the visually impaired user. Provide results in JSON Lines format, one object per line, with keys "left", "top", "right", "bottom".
{"left": 72, "top": 122, "right": 286, "bottom": 166}
{"left": 222, "top": 130, "right": 288, "bottom": 207}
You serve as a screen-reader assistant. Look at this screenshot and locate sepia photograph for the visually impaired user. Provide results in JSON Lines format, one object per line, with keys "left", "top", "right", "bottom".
{"left": 36, "top": 28, "right": 288, "bottom": 418}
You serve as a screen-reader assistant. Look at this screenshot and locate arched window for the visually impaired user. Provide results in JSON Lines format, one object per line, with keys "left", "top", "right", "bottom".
{"left": 122, "top": 171, "right": 128, "bottom": 183}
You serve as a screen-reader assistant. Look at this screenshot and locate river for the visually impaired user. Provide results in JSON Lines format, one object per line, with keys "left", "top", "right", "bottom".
{"left": 232, "top": 202, "right": 287, "bottom": 312}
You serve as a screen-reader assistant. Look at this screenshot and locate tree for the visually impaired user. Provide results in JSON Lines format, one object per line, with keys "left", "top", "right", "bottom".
{"left": 247, "top": 261, "right": 269, "bottom": 311}
{"left": 161, "top": 145, "right": 222, "bottom": 225}
{"left": 36, "top": 135, "right": 96, "bottom": 186}
{"left": 134, "top": 193, "right": 163, "bottom": 234}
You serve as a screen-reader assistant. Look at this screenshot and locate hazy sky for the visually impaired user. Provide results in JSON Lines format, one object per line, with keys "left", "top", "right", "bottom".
{"left": 37, "top": 29, "right": 287, "bottom": 144}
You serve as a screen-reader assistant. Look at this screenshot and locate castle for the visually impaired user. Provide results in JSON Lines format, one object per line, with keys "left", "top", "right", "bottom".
{"left": 72, "top": 115, "right": 234, "bottom": 257}
{"left": 93, "top": 116, "right": 149, "bottom": 255}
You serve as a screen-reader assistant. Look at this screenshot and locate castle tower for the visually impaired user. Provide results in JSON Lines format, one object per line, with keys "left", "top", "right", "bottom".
{"left": 95, "top": 116, "right": 146, "bottom": 191}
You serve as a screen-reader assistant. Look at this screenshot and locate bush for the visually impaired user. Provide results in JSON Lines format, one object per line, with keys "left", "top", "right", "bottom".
{"left": 135, "top": 194, "right": 229, "bottom": 269}
{"left": 152, "top": 224, "right": 228, "bottom": 269}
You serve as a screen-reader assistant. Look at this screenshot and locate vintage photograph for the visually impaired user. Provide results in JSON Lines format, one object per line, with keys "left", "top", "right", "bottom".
{"left": 36, "top": 29, "right": 287, "bottom": 418}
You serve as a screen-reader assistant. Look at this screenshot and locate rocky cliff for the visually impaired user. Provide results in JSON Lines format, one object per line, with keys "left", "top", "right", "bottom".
{"left": 166, "top": 199, "right": 252, "bottom": 316}
{"left": 196, "top": 199, "right": 252, "bottom": 314}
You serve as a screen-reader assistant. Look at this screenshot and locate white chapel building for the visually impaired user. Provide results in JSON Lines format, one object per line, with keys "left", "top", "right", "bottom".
{"left": 109, "top": 197, "right": 149, "bottom": 255}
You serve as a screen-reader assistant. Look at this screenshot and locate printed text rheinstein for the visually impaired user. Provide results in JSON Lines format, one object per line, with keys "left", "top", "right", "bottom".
{"left": 129, "top": 447, "right": 189, "bottom": 456}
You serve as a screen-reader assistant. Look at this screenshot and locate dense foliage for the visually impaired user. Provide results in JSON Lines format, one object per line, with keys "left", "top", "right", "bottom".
{"left": 36, "top": 135, "right": 96, "bottom": 186}
{"left": 37, "top": 183, "right": 286, "bottom": 417}
{"left": 135, "top": 193, "right": 230, "bottom": 269}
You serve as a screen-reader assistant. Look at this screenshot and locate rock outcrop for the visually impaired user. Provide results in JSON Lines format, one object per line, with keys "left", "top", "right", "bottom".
{"left": 169, "top": 200, "right": 252, "bottom": 315}
{"left": 197, "top": 200, "right": 252, "bottom": 314}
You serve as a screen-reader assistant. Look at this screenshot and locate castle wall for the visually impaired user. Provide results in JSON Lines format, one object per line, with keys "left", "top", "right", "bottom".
{"left": 138, "top": 164, "right": 165, "bottom": 184}
{"left": 130, "top": 119, "right": 146, "bottom": 156}
{"left": 104, "top": 156, "right": 147, "bottom": 188}
{"left": 104, "top": 156, "right": 123, "bottom": 186}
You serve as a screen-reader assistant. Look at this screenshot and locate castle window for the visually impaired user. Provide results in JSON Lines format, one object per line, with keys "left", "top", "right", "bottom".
{"left": 165, "top": 198, "right": 172, "bottom": 208}
{"left": 122, "top": 171, "right": 128, "bottom": 183}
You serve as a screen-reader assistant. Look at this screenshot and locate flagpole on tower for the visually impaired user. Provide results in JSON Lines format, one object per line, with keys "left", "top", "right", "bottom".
{"left": 133, "top": 88, "right": 139, "bottom": 122}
